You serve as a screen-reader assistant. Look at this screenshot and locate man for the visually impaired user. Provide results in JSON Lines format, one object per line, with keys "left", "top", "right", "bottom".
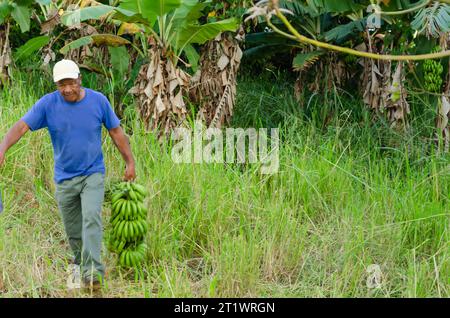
{"left": 0, "top": 59, "right": 135, "bottom": 289}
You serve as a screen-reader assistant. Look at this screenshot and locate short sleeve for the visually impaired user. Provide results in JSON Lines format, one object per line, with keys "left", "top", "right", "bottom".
{"left": 21, "top": 96, "right": 48, "bottom": 131}
{"left": 101, "top": 95, "right": 120, "bottom": 130}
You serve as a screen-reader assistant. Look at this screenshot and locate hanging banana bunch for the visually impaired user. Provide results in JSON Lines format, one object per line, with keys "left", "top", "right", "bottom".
{"left": 108, "top": 182, "right": 149, "bottom": 269}
{"left": 423, "top": 47, "right": 444, "bottom": 93}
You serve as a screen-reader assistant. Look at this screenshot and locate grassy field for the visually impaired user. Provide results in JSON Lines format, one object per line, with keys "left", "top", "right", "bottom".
{"left": 0, "top": 71, "right": 448, "bottom": 297}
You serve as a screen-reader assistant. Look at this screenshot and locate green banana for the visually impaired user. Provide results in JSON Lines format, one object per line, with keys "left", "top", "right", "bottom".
{"left": 134, "top": 221, "right": 142, "bottom": 237}
{"left": 129, "top": 189, "right": 137, "bottom": 201}
{"left": 111, "top": 191, "right": 125, "bottom": 203}
{"left": 112, "top": 219, "right": 121, "bottom": 235}
{"left": 129, "top": 221, "right": 135, "bottom": 239}
{"left": 136, "top": 221, "right": 144, "bottom": 237}
{"left": 113, "top": 198, "right": 125, "bottom": 213}
{"left": 118, "top": 200, "right": 127, "bottom": 217}
{"left": 120, "top": 201, "right": 126, "bottom": 220}
{"left": 137, "top": 202, "right": 147, "bottom": 218}
{"left": 135, "top": 192, "right": 143, "bottom": 202}
{"left": 129, "top": 201, "right": 138, "bottom": 219}
{"left": 143, "top": 219, "right": 149, "bottom": 231}
{"left": 124, "top": 222, "right": 130, "bottom": 240}
{"left": 132, "top": 183, "right": 148, "bottom": 197}
{"left": 117, "top": 240, "right": 126, "bottom": 253}
{"left": 117, "top": 220, "right": 125, "bottom": 239}
{"left": 122, "top": 201, "right": 129, "bottom": 220}
{"left": 111, "top": 214, "right": 121, "bottom": 227}
{"left": 110, "top": 213, "right": 118, "bottom": 225}
{"left": 135, "top": 221, "right": 142, "bottom": 237}
{"left": 111, "top": 199, "right": 120, "bottom": 212}
{"left": 126, "top": 201, "right": 131, "bottom": 220}
{"left": 119, "top": 250, "right": 126, "bottom": 266}
{"left": 139, "top": 219, "right": 148, "bottom": 234}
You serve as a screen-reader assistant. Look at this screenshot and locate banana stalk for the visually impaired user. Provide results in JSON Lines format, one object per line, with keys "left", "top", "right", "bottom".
{"left": 265, "top": 1, "right": 450, "bottom": 61}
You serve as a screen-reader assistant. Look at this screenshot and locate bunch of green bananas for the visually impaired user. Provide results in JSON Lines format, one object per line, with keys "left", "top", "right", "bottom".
{"left": 108, "top": 181, "right": 149, "bottom": 268}
{"left": 423, "top": 47, "right": 443, "bottom": 93}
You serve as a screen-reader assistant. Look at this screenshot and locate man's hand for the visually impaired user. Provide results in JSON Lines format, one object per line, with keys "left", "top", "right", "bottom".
{"left": 124, "top": 163, "right": 136, "bottom": 181}
{"left": 109, "top": 126, "right": 136, "bottom": 181}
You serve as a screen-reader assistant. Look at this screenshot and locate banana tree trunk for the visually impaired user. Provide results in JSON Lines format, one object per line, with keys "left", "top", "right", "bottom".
{"left": 385, "top": 62, "right": 410, "bottom": 130}
{"left": 0, "top": 23, "right": 12, "bottom": 87}
{"left": 436, "top": 95, "right": 449, "bottom": 152}
{"left": 130, "top": 39, "right": 190, "bottom": 139}
{"left": 361, "top": 34, "right": 410, "bottom": 130}
{"left": 190, "top": 27, "right": 244, "bottom": 128}
{"left": 436, "top": 34, "right": 450, "bottom": 152}
{"left": 294, "top": 50, "right": 351, "bottom": 102}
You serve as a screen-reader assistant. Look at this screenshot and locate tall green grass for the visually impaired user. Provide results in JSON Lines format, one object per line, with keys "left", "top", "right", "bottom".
{"left": 0, "top": 70, "right": 448, "bottom": 297}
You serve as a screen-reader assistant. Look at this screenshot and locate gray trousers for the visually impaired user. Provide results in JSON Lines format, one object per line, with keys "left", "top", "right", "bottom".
{"left": 55, "top": 172, "right": 105, "bottom": 280}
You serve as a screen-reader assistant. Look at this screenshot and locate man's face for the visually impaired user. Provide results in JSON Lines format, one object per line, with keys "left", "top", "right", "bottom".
{"left": 56, "top": 77, "right": 82, "bottom": 102}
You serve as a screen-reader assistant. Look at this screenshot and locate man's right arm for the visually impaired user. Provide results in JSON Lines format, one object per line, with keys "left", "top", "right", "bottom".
{"left": 0, "top": 120, "right": 30, "bottom": 166}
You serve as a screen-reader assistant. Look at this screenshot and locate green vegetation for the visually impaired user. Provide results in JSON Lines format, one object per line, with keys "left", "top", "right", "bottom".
{"left": 0, "top": 71, "right": 447, "bottom": 297}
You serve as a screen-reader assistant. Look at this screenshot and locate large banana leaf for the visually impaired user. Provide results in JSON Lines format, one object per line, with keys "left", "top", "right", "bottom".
{"left": 14, "top": 35, "right": 50, "bottom": 62}
{"left": 118, "top": 0, "right": 181, "bottom": 22}
{"left": 14, "top": 0, "right": 34, "bottom": 6}
{"left": 171, "top": 0, "right": 210, "bottom": 29}
{"left": 60, "top": 34, "right": 131, "bottom": 54}
{"left": 324, "top": 19, "right": 365, "bottom": 43}
{"left": 0, "top": 0, "right": 42, "bottom": 31}
{"left": 411, "top": 2, "right": 450, "bottom": 37}
{"left": 11, "top": 4, "right": 30, "bottom": 32}
{"left": 112, "top": 6, "right": 151, "bottom": 26}
{"left": 61, "top": 5, "right": 115, "bottom": 26}
{"left": 183, "top": 44, "right": 199, "bottom": 72}
{"left": 175, "top": 18, "right": 239, "bottom": 51}
{"left": 303, "top": 0, "right": 365, "bottom": 14}
{"left": 0, "top": 1, "right": 13, "bottom": 24}
{"left": 280, "top": 0, "right": 320, "bottom": 17}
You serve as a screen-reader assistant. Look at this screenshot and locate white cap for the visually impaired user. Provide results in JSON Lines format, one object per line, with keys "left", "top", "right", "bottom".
{"left": 53, "top": 59, "right": 80, "bottom": 82}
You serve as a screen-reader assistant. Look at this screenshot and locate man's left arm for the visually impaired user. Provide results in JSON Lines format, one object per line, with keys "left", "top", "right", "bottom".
{"left": 108, "top": 126, "right": 136, "bottom": 181}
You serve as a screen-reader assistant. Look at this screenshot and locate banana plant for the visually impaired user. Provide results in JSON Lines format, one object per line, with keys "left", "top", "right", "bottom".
{"left": 58, "top": 0, "right": 239, "bottom": 71}
{"left": 0, "top": 0, "right": 51, "bottom": 84}
{"left": 115, "top": 0, "right": 239, "bottom": 67}
{"left": 109, "top": 0, "right": 241, "bottom": 136}
{"left": 0, "top": 0, "right": 50, "bottom": 33}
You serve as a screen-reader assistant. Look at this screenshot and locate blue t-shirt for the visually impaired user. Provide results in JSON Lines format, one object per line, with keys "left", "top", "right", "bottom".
{"left": 21, "top": 88, "right": 120, "bottom": 184}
